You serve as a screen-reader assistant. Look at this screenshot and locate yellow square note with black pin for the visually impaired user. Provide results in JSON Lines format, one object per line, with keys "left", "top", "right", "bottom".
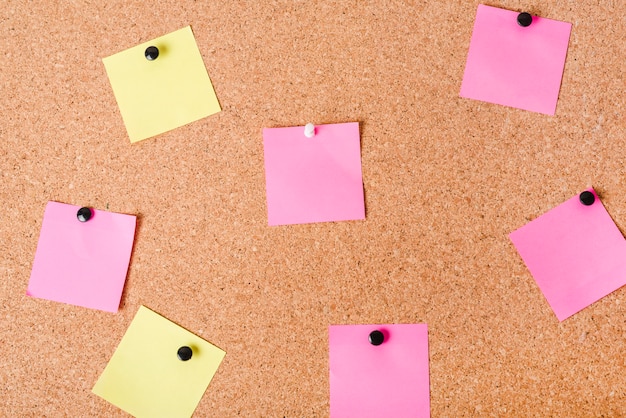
{"left": 93, "top": 306, "right": 226, "bottom": 418}
{"left": 103, "top": 26, "right": 221, "bottom": 143}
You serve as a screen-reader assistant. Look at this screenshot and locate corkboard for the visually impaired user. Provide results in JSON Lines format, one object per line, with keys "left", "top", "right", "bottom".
{"left": 1, "top": 1, "right": 625, "bottom": 416}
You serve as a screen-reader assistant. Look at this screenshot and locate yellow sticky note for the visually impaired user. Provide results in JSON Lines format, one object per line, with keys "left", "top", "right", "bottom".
{"left": 103, "top": 26, "right": 221, "bottom": 143}
{"left": 92, "top": 306, "right": 226, "bottom": 418}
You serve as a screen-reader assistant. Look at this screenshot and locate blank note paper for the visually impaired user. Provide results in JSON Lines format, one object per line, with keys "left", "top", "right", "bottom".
{"left": 103, "top": 26, "right": 221, "bottom": 142}
{"left": 93, "top": 306, "right": 226, "bottom": 418}
{"left": 460, "top": 4, "right": 572, "bottom": 115}
{"left": 27, "top": 201, "right": 136, "bottom": 313}
{"left": 510, "top": 189, "right": 626, "bottom": 321}
{"left": 262, "top": 122, "right": 365, "bottom": 226}
{"left": 329, "top": 324, "right": 430, "bottom": 418}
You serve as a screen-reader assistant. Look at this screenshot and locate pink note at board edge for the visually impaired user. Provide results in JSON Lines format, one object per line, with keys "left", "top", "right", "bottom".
{"left": 262, "top": 122, "right": 365, "bottom": 226}
{"left": 329, "top": 324, "right": 430, "bottom": 418}
{"left": 509, "top": 188, "right": 626, "bottom": 321}
{"left": 460, "top": 4, "right": 572, "bottom": 115}
{"left": 27, "top": 201, "right": 136, "bottom": 313}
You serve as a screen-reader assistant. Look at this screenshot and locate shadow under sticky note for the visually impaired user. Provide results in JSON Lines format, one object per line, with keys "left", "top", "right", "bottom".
{"left": 103, "top": 26, "right": 221, "bottom": 143}
{"left": 460, "top": 4, "right": 572, "bottom": 115}
{"left": 329, "top": 324, "right": 430, "bottom": 418}
{"left": 262, "top": 122, "right": 365, "bottom": 226}
{"left": 27, "top": 201, "right": 136, "bottom": 313}
{"left": 509, "top": 188, "right": 626, "bottom": 321}
{"left": 92, "top": 306, "right": 226, "bottom": 418}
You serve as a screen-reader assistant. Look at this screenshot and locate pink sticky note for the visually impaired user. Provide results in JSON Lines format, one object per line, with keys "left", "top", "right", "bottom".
{"left": 329, "top": 324, "right": 430, "bottom": 418}
{"left": 460, "top": 4, "right": 572, "bottom": 115}
{"left": 262, "top": 122, "right": 365, "bottom": 226}
{"left": 27, "top": 201, "right": 136, "bottom": 313}
{"left": 510, "top": 189, "right": 626, "bottom": 321}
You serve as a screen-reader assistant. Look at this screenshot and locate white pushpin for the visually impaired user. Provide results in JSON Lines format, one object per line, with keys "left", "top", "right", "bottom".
{"left": 304, "top": 123, "right": 315, "bottom": 138}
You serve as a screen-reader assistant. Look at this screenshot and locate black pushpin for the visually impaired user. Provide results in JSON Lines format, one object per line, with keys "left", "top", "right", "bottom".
{"left": 368, "top": 330, "right": 384, "bottom": 346}
{"left": 145, "top": 46, "right": 159, "bottom": 61}
{"left": 579, "top": 191, "right": 595, "bottom": 206}
{"left": 517, "top": 12, "right": 533, "bottom": 27}
{"left": 177, "top": 346, "right": 193, "bottom": 361}
{"left": 77, "top": 207, "right": 92, "bottom": 222}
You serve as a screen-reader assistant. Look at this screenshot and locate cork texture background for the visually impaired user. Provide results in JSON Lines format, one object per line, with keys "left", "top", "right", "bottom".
{"left": 1, "top": 1, "right": 625, "bottom": 416}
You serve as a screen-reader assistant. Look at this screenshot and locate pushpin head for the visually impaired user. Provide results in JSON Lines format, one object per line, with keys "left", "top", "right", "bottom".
{"left": 304, "top": 123, "right": 315, "bottom": 138}
{"left": 145, "top": 46, "right": 159, "bottom": 61}
{"left": 177, "top": 346, "right": 193, "bottom": 361}
{"left": 517, "top": 12, "right": 533, "bottom": 27}
{"left": 579, "top": 191, "right": 595, "bottom": 206}
{"left": 368, "top": 330, "right": 384, "bottom": 346}
{"left": 77, "top": 207, "right": 92, "bottom": 222}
